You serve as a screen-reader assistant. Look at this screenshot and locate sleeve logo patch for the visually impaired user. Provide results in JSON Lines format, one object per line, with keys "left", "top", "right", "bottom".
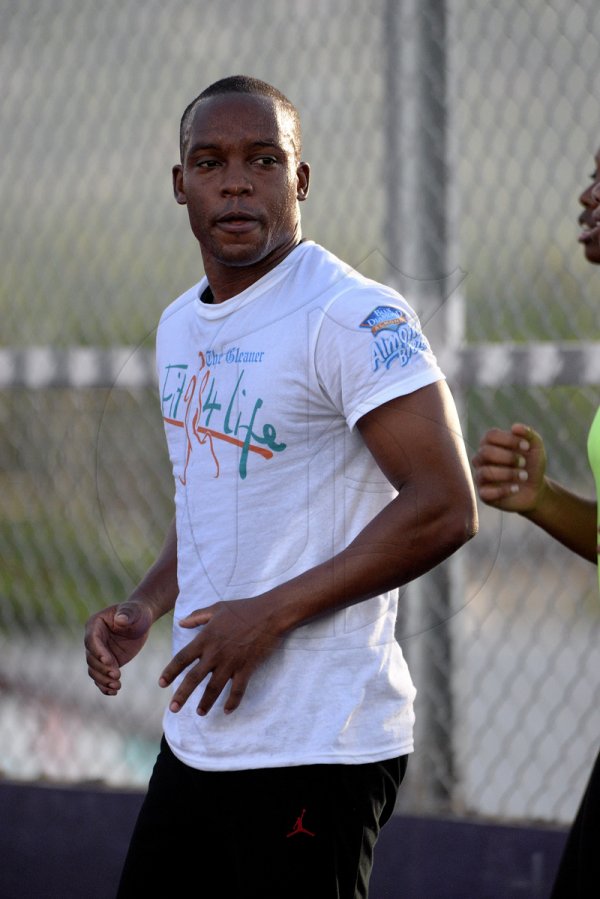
{"left": 360, "top": 305, "right": 429, "bottom": 372}
{"left": 359, "top": 305, "right": 408, "bottom": 335}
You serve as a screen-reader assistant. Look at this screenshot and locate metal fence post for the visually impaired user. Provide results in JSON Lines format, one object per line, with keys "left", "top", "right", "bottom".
{"left": 385, "top": 0, "right": 457, "bottom": 811}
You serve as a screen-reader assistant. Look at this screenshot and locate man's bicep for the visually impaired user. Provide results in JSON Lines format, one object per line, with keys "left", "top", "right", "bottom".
{"left": 355, "top": 380, "right": 471, "bottom": 493}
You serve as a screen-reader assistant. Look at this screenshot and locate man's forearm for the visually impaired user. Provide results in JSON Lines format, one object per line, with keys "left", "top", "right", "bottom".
{"left": 261, "top": 486, "right": 477, "bottom": 636}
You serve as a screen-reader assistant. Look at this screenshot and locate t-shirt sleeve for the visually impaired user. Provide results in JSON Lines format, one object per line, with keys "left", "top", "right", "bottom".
{"left": 314, "top": 288, "right": 445, "bottom": 430}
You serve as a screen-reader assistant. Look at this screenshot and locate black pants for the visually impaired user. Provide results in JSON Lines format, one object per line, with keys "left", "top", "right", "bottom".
{"left": 117, "top": 737, "right": 407, "bottom": 899}
{"left": 550, "top": 746, "right": 600, "bottom": 899}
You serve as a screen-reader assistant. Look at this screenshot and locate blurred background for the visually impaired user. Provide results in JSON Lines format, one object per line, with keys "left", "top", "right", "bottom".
{"left": 1, "top": 0, "right": 599, "bottom": 833}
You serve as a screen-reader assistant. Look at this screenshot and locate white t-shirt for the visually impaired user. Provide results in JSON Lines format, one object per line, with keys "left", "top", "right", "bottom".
{"left": 156, "top": 240, "right": 444, "bottom": 771}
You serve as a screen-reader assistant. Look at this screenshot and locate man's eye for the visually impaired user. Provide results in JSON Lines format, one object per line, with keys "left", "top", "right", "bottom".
{"left": 255, "top": 156, "right": 277, "bottom": 166}
{"left": 196, "top": 159, "right": 220, "bottom": 168}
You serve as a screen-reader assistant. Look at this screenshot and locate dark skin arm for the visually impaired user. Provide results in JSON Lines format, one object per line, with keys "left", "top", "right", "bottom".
{"left": 84, "top": 517, "right": 178, "bottom": 695}
{"left": 472, "top": 423, "right": 598, "bottom": 564}
{"left": 159, "top": 380, "right": 478, "bottom": 716}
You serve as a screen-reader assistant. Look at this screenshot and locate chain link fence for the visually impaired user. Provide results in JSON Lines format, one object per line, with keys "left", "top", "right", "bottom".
{"left": 1, "top": 0, "right": 599, "bottom": 827}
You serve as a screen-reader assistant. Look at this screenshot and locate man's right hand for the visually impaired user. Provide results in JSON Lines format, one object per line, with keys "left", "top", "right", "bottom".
{"left": 84, "top": 601, "right": 154, "bottom": 696}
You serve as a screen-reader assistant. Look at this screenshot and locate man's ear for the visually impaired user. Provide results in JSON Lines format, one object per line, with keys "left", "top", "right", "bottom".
{"left": 173, "top": 165, "right": 187, "bottom": 205}
{"left": 296, "top": 161, "right": 310, "bottom": 201}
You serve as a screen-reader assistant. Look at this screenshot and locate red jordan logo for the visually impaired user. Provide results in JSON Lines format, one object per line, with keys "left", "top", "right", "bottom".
{"left": 286, "top": 808, "right": 315, "bottom": 838}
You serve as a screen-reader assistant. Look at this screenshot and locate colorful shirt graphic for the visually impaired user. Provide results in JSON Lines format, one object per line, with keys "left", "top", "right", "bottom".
{"left": 161, "top": 351, "right": 286, "bottom": 481}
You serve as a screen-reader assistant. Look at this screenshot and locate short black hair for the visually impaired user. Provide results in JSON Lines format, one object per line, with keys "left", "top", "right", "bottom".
{"left": 179, "top": 75, "right": 302, "bottom": 162}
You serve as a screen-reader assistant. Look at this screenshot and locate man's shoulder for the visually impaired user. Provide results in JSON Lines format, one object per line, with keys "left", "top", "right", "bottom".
{"left": 158, "top": 280, "right": 204, "bottom": 330}
{"left": 299, "top": 242, "right": 404, "bottom": 309}
{"left": 312, "top": 256, "right": 411, "bottom": 319}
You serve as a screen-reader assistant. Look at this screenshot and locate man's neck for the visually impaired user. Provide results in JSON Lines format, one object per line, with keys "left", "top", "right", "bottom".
{"left": 202, "top": 238, "right": 304, "bottom": 303}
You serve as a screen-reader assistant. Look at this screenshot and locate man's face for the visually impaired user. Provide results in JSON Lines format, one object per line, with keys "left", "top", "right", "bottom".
{"left": 173, "top": 93, "right": 309, "bottom": 271}
{"left": 578, "top": 148, "right": 600, "bottom": 264}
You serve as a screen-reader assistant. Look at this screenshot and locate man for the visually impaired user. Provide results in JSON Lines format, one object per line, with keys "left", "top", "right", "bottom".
{"left": 472, "top": 147, "right": 600, "bottom": 898}
{"left": 85, "top": 75, "right": 477, "bottom": 898}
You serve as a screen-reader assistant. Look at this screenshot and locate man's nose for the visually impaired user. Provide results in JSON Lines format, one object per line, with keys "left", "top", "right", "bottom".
{"left": 221, "top": 165, "right": 253, "bottom": 196}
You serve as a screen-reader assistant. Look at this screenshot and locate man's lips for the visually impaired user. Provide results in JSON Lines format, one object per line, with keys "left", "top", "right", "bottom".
{"left": 215, "top": 211, "right": 260, "bottom": 233}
